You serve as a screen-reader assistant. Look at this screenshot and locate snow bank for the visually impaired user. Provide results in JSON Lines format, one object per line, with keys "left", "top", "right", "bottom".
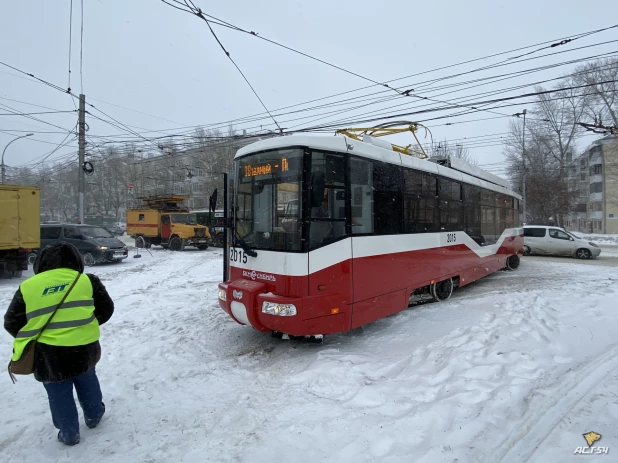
{"left": 1, "top": 249, "right": 617, "bottom": 462}
{"left": 569, "top": 232, "right": 618, "bottom": 245}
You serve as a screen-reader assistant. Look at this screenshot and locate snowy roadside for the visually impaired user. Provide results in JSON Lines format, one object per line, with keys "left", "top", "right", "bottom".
{"left": 1, "top": 250, "right": 617, "bottom": 463}
{"left": 569, "top": 232, "right": 618, "bottom": 246}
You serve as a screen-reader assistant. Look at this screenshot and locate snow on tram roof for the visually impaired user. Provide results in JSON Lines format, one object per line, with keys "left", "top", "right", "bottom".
{"left": 236, "top": 134, "right": 520, "bottom": 199}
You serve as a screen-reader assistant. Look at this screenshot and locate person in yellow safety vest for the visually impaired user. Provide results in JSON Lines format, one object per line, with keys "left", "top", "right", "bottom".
{"left": 3, "top": 242, "right": 114, "bottom": 446}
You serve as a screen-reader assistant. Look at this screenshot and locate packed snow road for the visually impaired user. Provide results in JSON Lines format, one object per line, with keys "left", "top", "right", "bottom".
{"left": 1, "top": 247, "right": 617, "bottom": 463}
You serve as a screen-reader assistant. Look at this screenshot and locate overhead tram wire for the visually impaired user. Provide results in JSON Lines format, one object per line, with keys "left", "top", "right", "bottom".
{"left": 160, "top": 1, "right": 595, "bottom": 130}
{"left": 163, "top": 0, "right": 617, "bottom": 101}
{"left": 283, "top": 65, "right": 618, "bottom": 133}
{"left": 144, "top": 12, "right": 616, "bottom": 131}
{"left": 83, "top": 48, "right": 618, "bottom": 145}
{"left": 2, "top": 46, "right": 612, "bottom": 154}
{"left": 95, "top": 45, "right": 618, "bottom": 139}
{"left": 2, "top": 23, "right": 616, "bottom": 142}
{"left": 291, "top": 81, "right": 618, "bottom": 133}
{"left": 67, "top": 0, "right": 74, "bottom": 93}
{"left": 2, "top": 27, "right": 615, "bottom": 143}
{"left": 162, "top": 0, "right": 283, "bottom": 132}
{"left": 161, "top": 0, "right": 405, "bottom": 97}
{"left": 0, "top": 110, "right": 76, "bottom": 116}
{"left": 0, "top": 103, "right": 77, "bottom": 133}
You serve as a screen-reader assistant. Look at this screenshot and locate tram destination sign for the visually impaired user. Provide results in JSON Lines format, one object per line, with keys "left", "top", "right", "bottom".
{"left": 241, "top": 158, "right": 289, "bottom": 178}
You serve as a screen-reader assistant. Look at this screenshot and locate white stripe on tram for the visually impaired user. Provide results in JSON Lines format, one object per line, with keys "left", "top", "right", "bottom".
{"left": 230, "top": 228, "right": 523, "bottom": 277}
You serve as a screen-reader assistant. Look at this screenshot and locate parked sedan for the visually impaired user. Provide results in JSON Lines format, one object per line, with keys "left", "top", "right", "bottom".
{"left": 103, "top": 224, "right": 125, "bottom": 236}
{"left": 523, "top": 225, "right": 601, "bottom": 259}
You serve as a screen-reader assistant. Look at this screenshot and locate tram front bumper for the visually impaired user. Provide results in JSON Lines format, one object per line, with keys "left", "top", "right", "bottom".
{"left": 218, "top": 280, "right": 303, "bottom": 333}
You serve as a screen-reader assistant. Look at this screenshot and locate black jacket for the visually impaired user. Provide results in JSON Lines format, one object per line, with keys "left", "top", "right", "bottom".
{"left": 3, "top": 242, "right": 114, "bottom": 383}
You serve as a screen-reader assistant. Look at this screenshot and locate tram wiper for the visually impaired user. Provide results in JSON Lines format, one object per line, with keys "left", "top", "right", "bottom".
{"left": 234, "top": 229, "right": 258, "bottom": 257}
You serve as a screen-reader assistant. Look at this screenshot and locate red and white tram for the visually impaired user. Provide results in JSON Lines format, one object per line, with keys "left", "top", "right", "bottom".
{"left": 218, "top": 133, "right": 523, "bottom": 337}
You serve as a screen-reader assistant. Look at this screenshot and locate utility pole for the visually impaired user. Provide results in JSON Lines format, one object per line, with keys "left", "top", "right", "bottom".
{"left": 78, "top": 94, "right": 86, "bottom": 223}
{"left": 522, "top": 108, "right": 527, "bottom": 225}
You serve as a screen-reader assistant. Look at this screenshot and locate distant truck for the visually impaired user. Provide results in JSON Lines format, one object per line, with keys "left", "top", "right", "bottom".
{"left": 127, "top": 195, "right": 211, "bottom": 251}
{"left": 0, "top": 184, "right": 40, "bottom": 278}
{"left": 195, "top": 209, "right": 226, "bottom": 247}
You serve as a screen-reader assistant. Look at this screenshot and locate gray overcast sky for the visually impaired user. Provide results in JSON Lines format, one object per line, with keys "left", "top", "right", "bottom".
{"left": 1, "top": 0, "right": 616, "bottom": 176}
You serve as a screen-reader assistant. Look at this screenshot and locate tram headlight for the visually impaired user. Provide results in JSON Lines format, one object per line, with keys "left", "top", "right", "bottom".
{"left": 262, "top": 301, "right": 297, "bottom": 316}
{"left": 218, "top": 289, "right": 227, "bottom": 301}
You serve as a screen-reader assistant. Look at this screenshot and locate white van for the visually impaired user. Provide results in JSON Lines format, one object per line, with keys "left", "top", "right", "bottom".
{"left": 523, "top": 225, "right": 601, "bottom": 259}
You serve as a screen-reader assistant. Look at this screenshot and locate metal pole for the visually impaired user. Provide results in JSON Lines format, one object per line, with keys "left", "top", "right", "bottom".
{"left": 522, "top": 109, "right": 527, "bottom": 225}
{"left": 78, "top": 94, "right": 86, "bottom": 223}
{"left": 223, "top": 172, "right": 229, "bottom": 283}
{"left": 1, "top": 133, "right": 34, "bottom": 184}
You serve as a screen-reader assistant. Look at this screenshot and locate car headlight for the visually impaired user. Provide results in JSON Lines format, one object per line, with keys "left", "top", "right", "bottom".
{"left": 98, "top": 246, "right": 108, "bottom": 250}
{"left": 218, "top": 289, "right": 226, "bottom": 301}
{"left": 589, "top": 242, "right": 599, "bottom": 248}
{"left": 262, "top": 301, "right": 297, "bottom": 316}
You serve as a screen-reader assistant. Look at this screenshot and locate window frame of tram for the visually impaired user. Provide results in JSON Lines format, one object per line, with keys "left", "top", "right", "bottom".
{"left": 307, "top": 150, "right": 348, "bottom": 250}
{"left": 349, "top": 156, "right": 403, "bottom": 237}
{"left": 438, "top": 177, "right": 463, "bottom": 232}
{"left": 403, "top": 170, "right": 438, "bottom": 233}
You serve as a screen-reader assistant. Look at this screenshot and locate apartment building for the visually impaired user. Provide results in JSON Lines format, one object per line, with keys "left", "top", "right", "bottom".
{"left": 565, "top": 136, "right": 618, "bottom": 234}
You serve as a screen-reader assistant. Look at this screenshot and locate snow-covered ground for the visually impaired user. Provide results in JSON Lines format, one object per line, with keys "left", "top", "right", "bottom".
{"left": 1, "top": 247, "right": 618, "bottom": 462}
{"left": 569, "top": 232, "right": 618, "bottom": 245}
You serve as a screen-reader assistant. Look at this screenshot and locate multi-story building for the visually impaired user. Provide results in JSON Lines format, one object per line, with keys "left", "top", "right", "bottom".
{"left": 565, "top": 136, "right": 618, "bottom": 234}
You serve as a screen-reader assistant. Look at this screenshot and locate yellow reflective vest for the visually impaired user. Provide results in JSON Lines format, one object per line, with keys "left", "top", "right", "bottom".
{"left": 12, "top": 268, "right": 99, "bottom": 362}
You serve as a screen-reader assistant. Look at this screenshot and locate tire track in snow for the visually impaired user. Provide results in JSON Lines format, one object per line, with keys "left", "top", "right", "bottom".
{"left": 497, "top": 345, "right": 618, "bottom": 463}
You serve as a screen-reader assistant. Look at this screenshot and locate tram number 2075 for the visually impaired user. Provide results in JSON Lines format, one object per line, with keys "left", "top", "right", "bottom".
{"left": 230, "top": 248, "right": 248, "bottom": 264}
{"left": 446, "top": 233, "right": 457, "bottom": 243}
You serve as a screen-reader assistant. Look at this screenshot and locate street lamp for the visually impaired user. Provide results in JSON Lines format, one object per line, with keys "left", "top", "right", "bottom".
{"left": 1, "top": 133, "right": 34, "bottom": 184}
{"left": 514, "top": 110, "right": 527, "bottom": 224}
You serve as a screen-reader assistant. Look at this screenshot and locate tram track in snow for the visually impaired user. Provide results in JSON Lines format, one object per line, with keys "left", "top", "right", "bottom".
{"left": 496, "top": 345, "right": 618, "bottom": 463}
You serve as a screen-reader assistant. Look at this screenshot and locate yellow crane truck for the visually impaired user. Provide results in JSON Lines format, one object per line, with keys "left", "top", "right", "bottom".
{"left": 0, "top": 184, "right": 40, "bottom": 278}
{"left": 127, "top": 195, "right": 211, "bottom": 251}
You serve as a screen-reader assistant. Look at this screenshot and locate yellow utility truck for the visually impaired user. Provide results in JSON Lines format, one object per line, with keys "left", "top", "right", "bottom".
{"left": 127, "top": 195, "right": 211, "bottom": 251}
{"left": 0, "top": 184, "right": 40, "bottom": 278}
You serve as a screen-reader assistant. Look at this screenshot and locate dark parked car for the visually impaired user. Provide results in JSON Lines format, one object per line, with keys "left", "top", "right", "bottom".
{"left": 102, "top": 224, "right": 124, "bottom": 236}
{"left": 36, "top": 224, "right": 128, "bottom": 266}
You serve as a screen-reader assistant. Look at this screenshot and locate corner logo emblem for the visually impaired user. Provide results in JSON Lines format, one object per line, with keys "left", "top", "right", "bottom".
{"left": 233, "top": 290, "right": 243, "bottom": 300}
{"left": 42, "top": 283, "right": 70, "bottom": 296}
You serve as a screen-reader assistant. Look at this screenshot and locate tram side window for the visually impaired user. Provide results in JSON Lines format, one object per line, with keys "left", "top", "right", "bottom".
{"left": 373, "top": 161, "right": 403, "bottom": 234}
{"left": 350, "top": 157, "right": 374, "bottom": 235}
{"left": 439, "top": 178, "right": 463, "bottom": 232}
{"left": 403, "top": 170, "right": 438, "bottom": 233}
{"left": 463, "top": 184, "right": 483, "bottom": 244}
{"left": 309, "top": 151, "right": 347, "bottom": 249}
{"left": 480, "top": 190, "right": 497, "bottom": 244}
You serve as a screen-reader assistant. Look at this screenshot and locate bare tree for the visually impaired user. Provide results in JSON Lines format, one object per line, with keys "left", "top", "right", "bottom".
{"left": 503, "top": 83, "right": 584, "bottom": 225}
{"left": 572, "top": 57, "right": 618, "bottom": 127}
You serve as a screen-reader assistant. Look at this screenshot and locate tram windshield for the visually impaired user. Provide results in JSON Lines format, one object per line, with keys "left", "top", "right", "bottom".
{"left": 235, "top": 148, "right": 303, "bottom": 251}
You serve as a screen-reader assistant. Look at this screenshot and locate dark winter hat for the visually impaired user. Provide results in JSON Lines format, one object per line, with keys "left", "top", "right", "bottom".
{"left": 33, "top": 241, "right": 84, "bottom": 274}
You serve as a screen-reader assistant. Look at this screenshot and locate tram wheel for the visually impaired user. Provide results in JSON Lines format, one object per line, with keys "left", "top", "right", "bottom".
{"left": 506, "top": 254, "right": 520, "bottom": 270}
{"left": 431, "top": 278, "right": 453, "bottom": 302}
